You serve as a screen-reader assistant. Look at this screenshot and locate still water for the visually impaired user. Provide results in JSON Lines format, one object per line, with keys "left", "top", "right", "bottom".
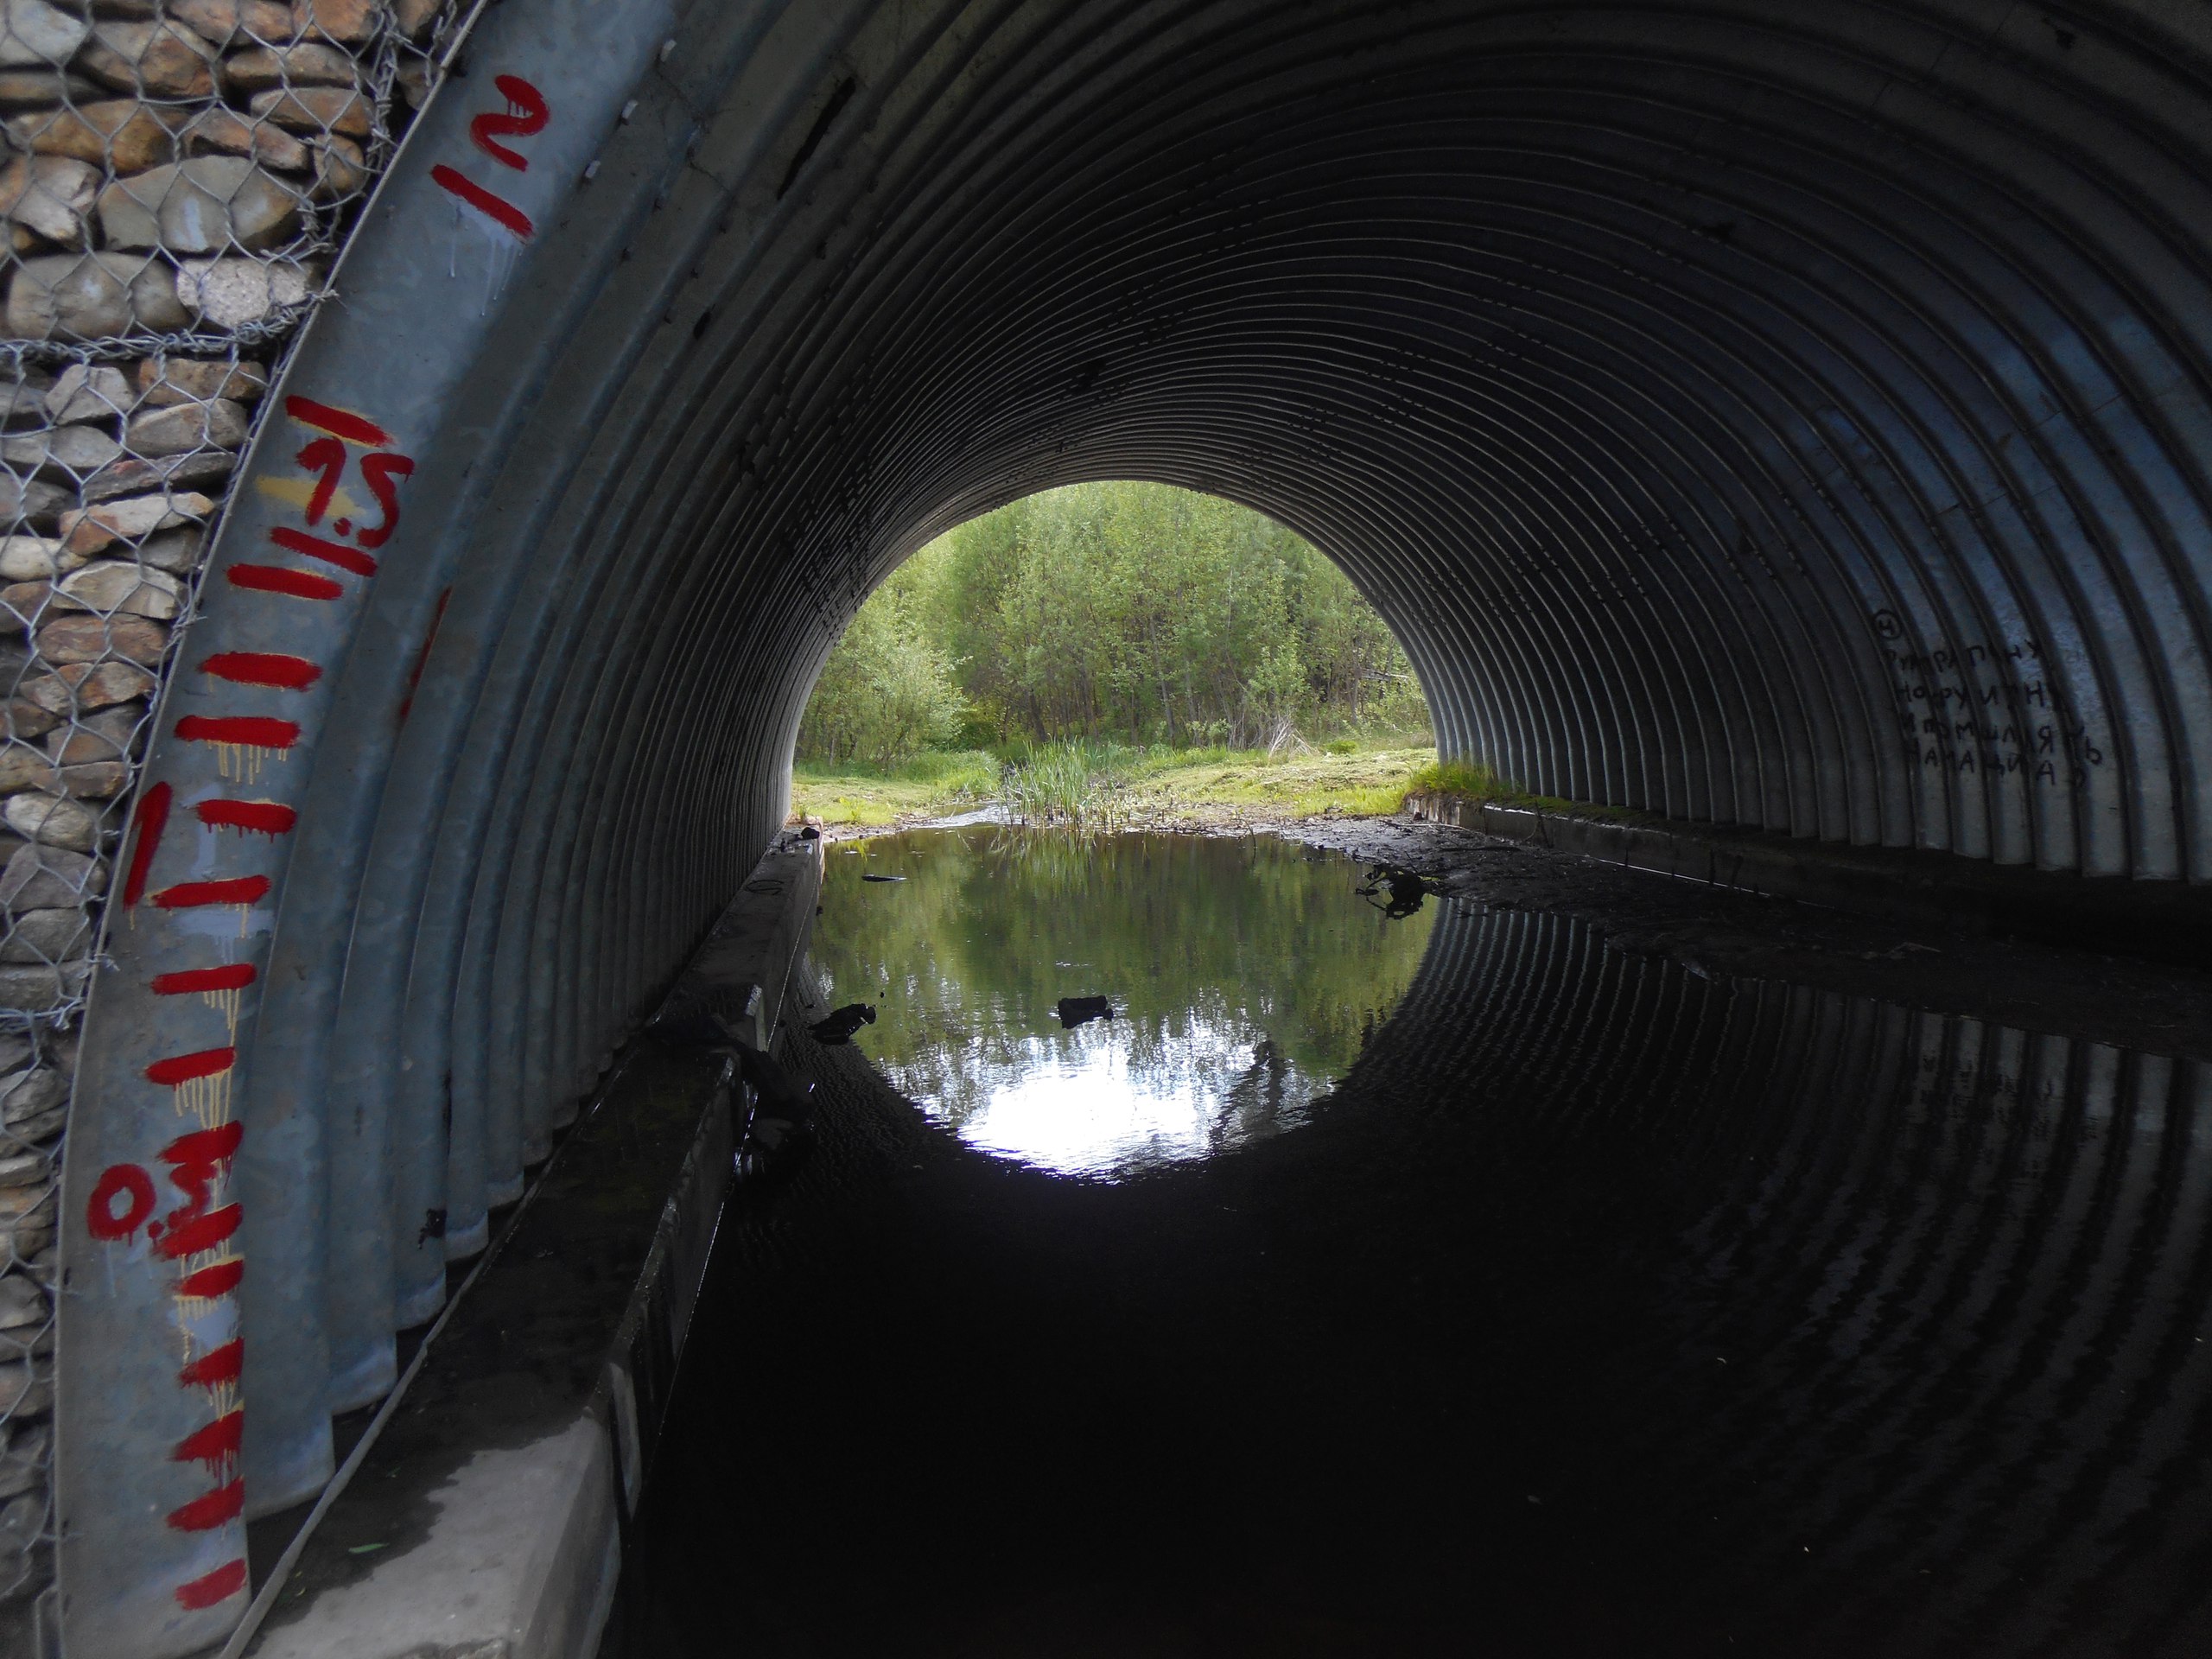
{"left": 810, "top": 827, "right": 1433, "bottom": 1175}
{"left": 626, "top": 833, "right": 2212, "bottom": 1658}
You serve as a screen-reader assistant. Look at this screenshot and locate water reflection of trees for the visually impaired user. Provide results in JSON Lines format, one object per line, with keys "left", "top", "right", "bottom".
{"left": 810, "top": 827, "right": 1436, "bottom": 1158}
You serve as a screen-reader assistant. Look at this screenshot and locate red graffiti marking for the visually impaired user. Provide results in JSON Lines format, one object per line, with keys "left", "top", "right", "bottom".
{"left": 173, "top": 1410, "right": 243, "bottom": 1469}
{"left": 228, "top": 563, "right": 343, "bottom": 602}
{"left": 124, "top": 781, "right": 173, "bottom": 907}
{"left": 159, "top": 1122, "right": 244, "bottom": 1222}
{"left": 175, "top": 1558, "right": 247, "bottom": 1611}
{"left": 152, "top": 876, "right": 271, "bottom": 911}
{"left": 177, "top": 715, "right": 301, "bottom": 751}
{"left": 472, "top": 74, "right": 549, "bottom": 168}
{"left": 179, "top": 1338, "right": 242, "bottom": 1389}
{"left": 285, "top": 396, "right": 391, "bottom": 448}
{"left": 200, "top": 652, "right": 322, "bottom": 691}
{"left": 86, "top": 1163, "right": 157, "bottom": 1240}
{"left": 166, "top": 1479, "right": 244, "bottom": 1532}
{"left": 154, "top": 963, "right": 257, "bottom": 996}
{"left": 295, "top": 435, "right": 349, "bottom": 526}
{"left": 400, "top": 588, "right": 453, "bottom": 723}
{"left": 354, "top": 453, "right": 414, "bottom": 550}
{"left": 178, "top": 1257, "right": 244, "bottom": 1299}
{"left": 431, "top": 162, "right": 534, "bottom": 238}
{"left": 195, "top": 800, "right": 296, "bottom": 837}
{"left": 156, "top": 1204, "right": 241, "bottom": 1260}
{"left": 145, "top": 1047, "right": 236, "bottom": 1087}
{"left": 270, "top": 525, "right": 377, "bottom": 580}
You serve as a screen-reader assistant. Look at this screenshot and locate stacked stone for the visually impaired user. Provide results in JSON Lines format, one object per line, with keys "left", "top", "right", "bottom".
{"left": 0, "top": 1, "right": 453, "bottom": 1644}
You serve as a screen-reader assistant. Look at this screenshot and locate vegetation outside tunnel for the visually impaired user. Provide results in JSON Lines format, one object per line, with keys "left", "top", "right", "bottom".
{"left": 792, "top": 482, "right": 1446, "bottom": 824}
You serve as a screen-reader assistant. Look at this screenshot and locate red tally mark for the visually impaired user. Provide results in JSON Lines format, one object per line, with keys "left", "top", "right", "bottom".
{"left": 228, "top": 563, "right": 343, "bottom": 602}
{"left": 179, "top": 1340, "right": 242, "bottom": 1389}
{"left": 151, "top": 877, "right": 270, "bottom": 911}
{"left": 177, "top": 1258, "right": 243, "bottom": 1299}
{"left": 172, "top": 1410, "right": 242, "bottom": 1469}
{"left": 400, "top": 588, "right": 453, "bottom": 723}
{"left": 166, "top": 1480, "right": 243, "bottom": 1532}
{"left": 200, "top": 652, "right": 322, "bottom": 691}
{"left": 195, "top": 800, "right": 296, "bottom": 837}
{"left": 284, "top": 397, "right": 391, "bottom": 448}
{"left": 176, "top": 715, "right": 300, "bottom": 751}
{"left": 124, "top": 782, "right": 173, "bottom": 907}
{"left": 432, "top": 165, "right": 534, "bottom": 238}
{"left": 152, "top": 963, "right": 257, "bottom": 996}
{"left": 269, "top": 525, "right": 378, "bottom": 580}
{"left": 175, "top": 1559, "right": 247, "bottom": 1611}
{"left": 433, "top": 73, "right": 549, "bottom": 238}
{"left": 145, "top": 1048, "right": 236, "bottom": 1088}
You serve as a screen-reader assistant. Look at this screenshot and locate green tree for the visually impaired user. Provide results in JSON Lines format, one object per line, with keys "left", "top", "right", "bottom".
{"left": 798, "top": 481, "right": 1428, "bottom": 762}
{"left": 798, "top": 559, "right": 968, "bottom": 766}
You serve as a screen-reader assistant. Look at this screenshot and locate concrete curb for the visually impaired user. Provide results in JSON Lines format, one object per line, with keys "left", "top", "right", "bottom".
{"left": 237, "top": 834, "right": 823, "bottom": 1659}
{"left": 1406, "top": 792, "right": 2212, "bottom": 969}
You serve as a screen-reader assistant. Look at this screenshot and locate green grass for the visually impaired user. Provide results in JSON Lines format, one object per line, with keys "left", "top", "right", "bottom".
{"left": 791, "top": 749, "right": 998, "bottom": 826}
{"left": 790, "top": 734, "right": 1442, "bottom": 830}
{"left": 790, "top": 738, "right": 1640, "bottom": 833}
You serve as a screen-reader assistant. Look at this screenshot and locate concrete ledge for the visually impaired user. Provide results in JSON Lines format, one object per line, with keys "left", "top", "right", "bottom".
{"left": 238, "top": 835, "right": 822, "bottom": 1659}
{"left": 1406, "top": 792, "right": 2212, "bottom": 969}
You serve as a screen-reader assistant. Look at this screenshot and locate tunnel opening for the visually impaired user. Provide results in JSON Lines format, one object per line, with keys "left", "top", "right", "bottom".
{"left": 789, "top": 480, "right": 1439, "bottom": 831}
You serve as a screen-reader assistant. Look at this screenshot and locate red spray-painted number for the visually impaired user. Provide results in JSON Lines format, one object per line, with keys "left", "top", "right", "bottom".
{"left": 86, "top": 1163, "right": 157, "bottom": 1241}
{"left": 435, "top": 73, "right": 549, "bottom": 238}
{"left": 89, "top": 1123, "right": 245, "bottom": 1247}
{"left": 473, "top": 75, "right": 550, "bottom": 168}
{"left": 354, "top": 453, "right": 414, "bottom": 550}
{"left": 294, "top": 435, "right": 349, "bottom": 527}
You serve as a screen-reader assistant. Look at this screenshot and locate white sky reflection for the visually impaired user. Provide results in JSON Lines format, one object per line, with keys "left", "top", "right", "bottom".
{"left": 809, "top": 827, "right": 1437, "bottom": 1180}
{"left": 880, "top": 1010, "right": 1313, "bottom": 1177}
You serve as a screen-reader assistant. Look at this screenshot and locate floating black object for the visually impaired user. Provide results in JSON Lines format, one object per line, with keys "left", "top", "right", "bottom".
{"left": 861, "top": 873, "right": 906, "bottom": 883}
{"left": 1056, "top": 995, "right": 1113, "bottom": 1029}
{"left": 1357, "top": 864, "right": 1429, "bottom": 919}
{"left": 811, "top": 1002, "right": 877, "bottom": 1043}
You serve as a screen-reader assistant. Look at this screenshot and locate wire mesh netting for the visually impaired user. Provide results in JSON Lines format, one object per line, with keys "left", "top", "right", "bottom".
{"left": 0, "top": 0, "right": 469, "bottom": 1637}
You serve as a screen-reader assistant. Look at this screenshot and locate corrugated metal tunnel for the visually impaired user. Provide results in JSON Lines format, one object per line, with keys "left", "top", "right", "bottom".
{"left": 48, "top": 0, "right": 2212, "bottom": 1649}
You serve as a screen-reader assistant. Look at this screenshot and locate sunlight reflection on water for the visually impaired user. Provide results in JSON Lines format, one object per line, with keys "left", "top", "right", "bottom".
{"left": 810, "top": 826, "right": 1437, "bottom": 1176}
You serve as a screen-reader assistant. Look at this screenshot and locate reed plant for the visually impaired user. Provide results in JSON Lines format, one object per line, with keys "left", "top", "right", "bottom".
{"left": 998, "top": 740, "right": 1137, "bottom": 829}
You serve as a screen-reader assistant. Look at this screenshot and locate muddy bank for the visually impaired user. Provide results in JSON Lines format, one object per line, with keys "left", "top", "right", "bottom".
{"left": 1278, "top": 813, "right": 2212, "bottom": 1065}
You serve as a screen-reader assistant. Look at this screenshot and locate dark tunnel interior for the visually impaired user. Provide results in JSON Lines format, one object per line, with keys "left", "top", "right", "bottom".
{"left": 621, "top": 899, "right": 2212, "bottom": 1658}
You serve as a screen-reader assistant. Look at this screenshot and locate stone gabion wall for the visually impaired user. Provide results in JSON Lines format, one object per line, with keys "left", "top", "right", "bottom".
{"left": 0, "top": 0, "right": 460, "bottom": 1645}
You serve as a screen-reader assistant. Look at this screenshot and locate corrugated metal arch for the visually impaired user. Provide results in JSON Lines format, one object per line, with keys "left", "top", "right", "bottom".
{"left": 55, "top": 2, "right": 2212, "bottom": 1649}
